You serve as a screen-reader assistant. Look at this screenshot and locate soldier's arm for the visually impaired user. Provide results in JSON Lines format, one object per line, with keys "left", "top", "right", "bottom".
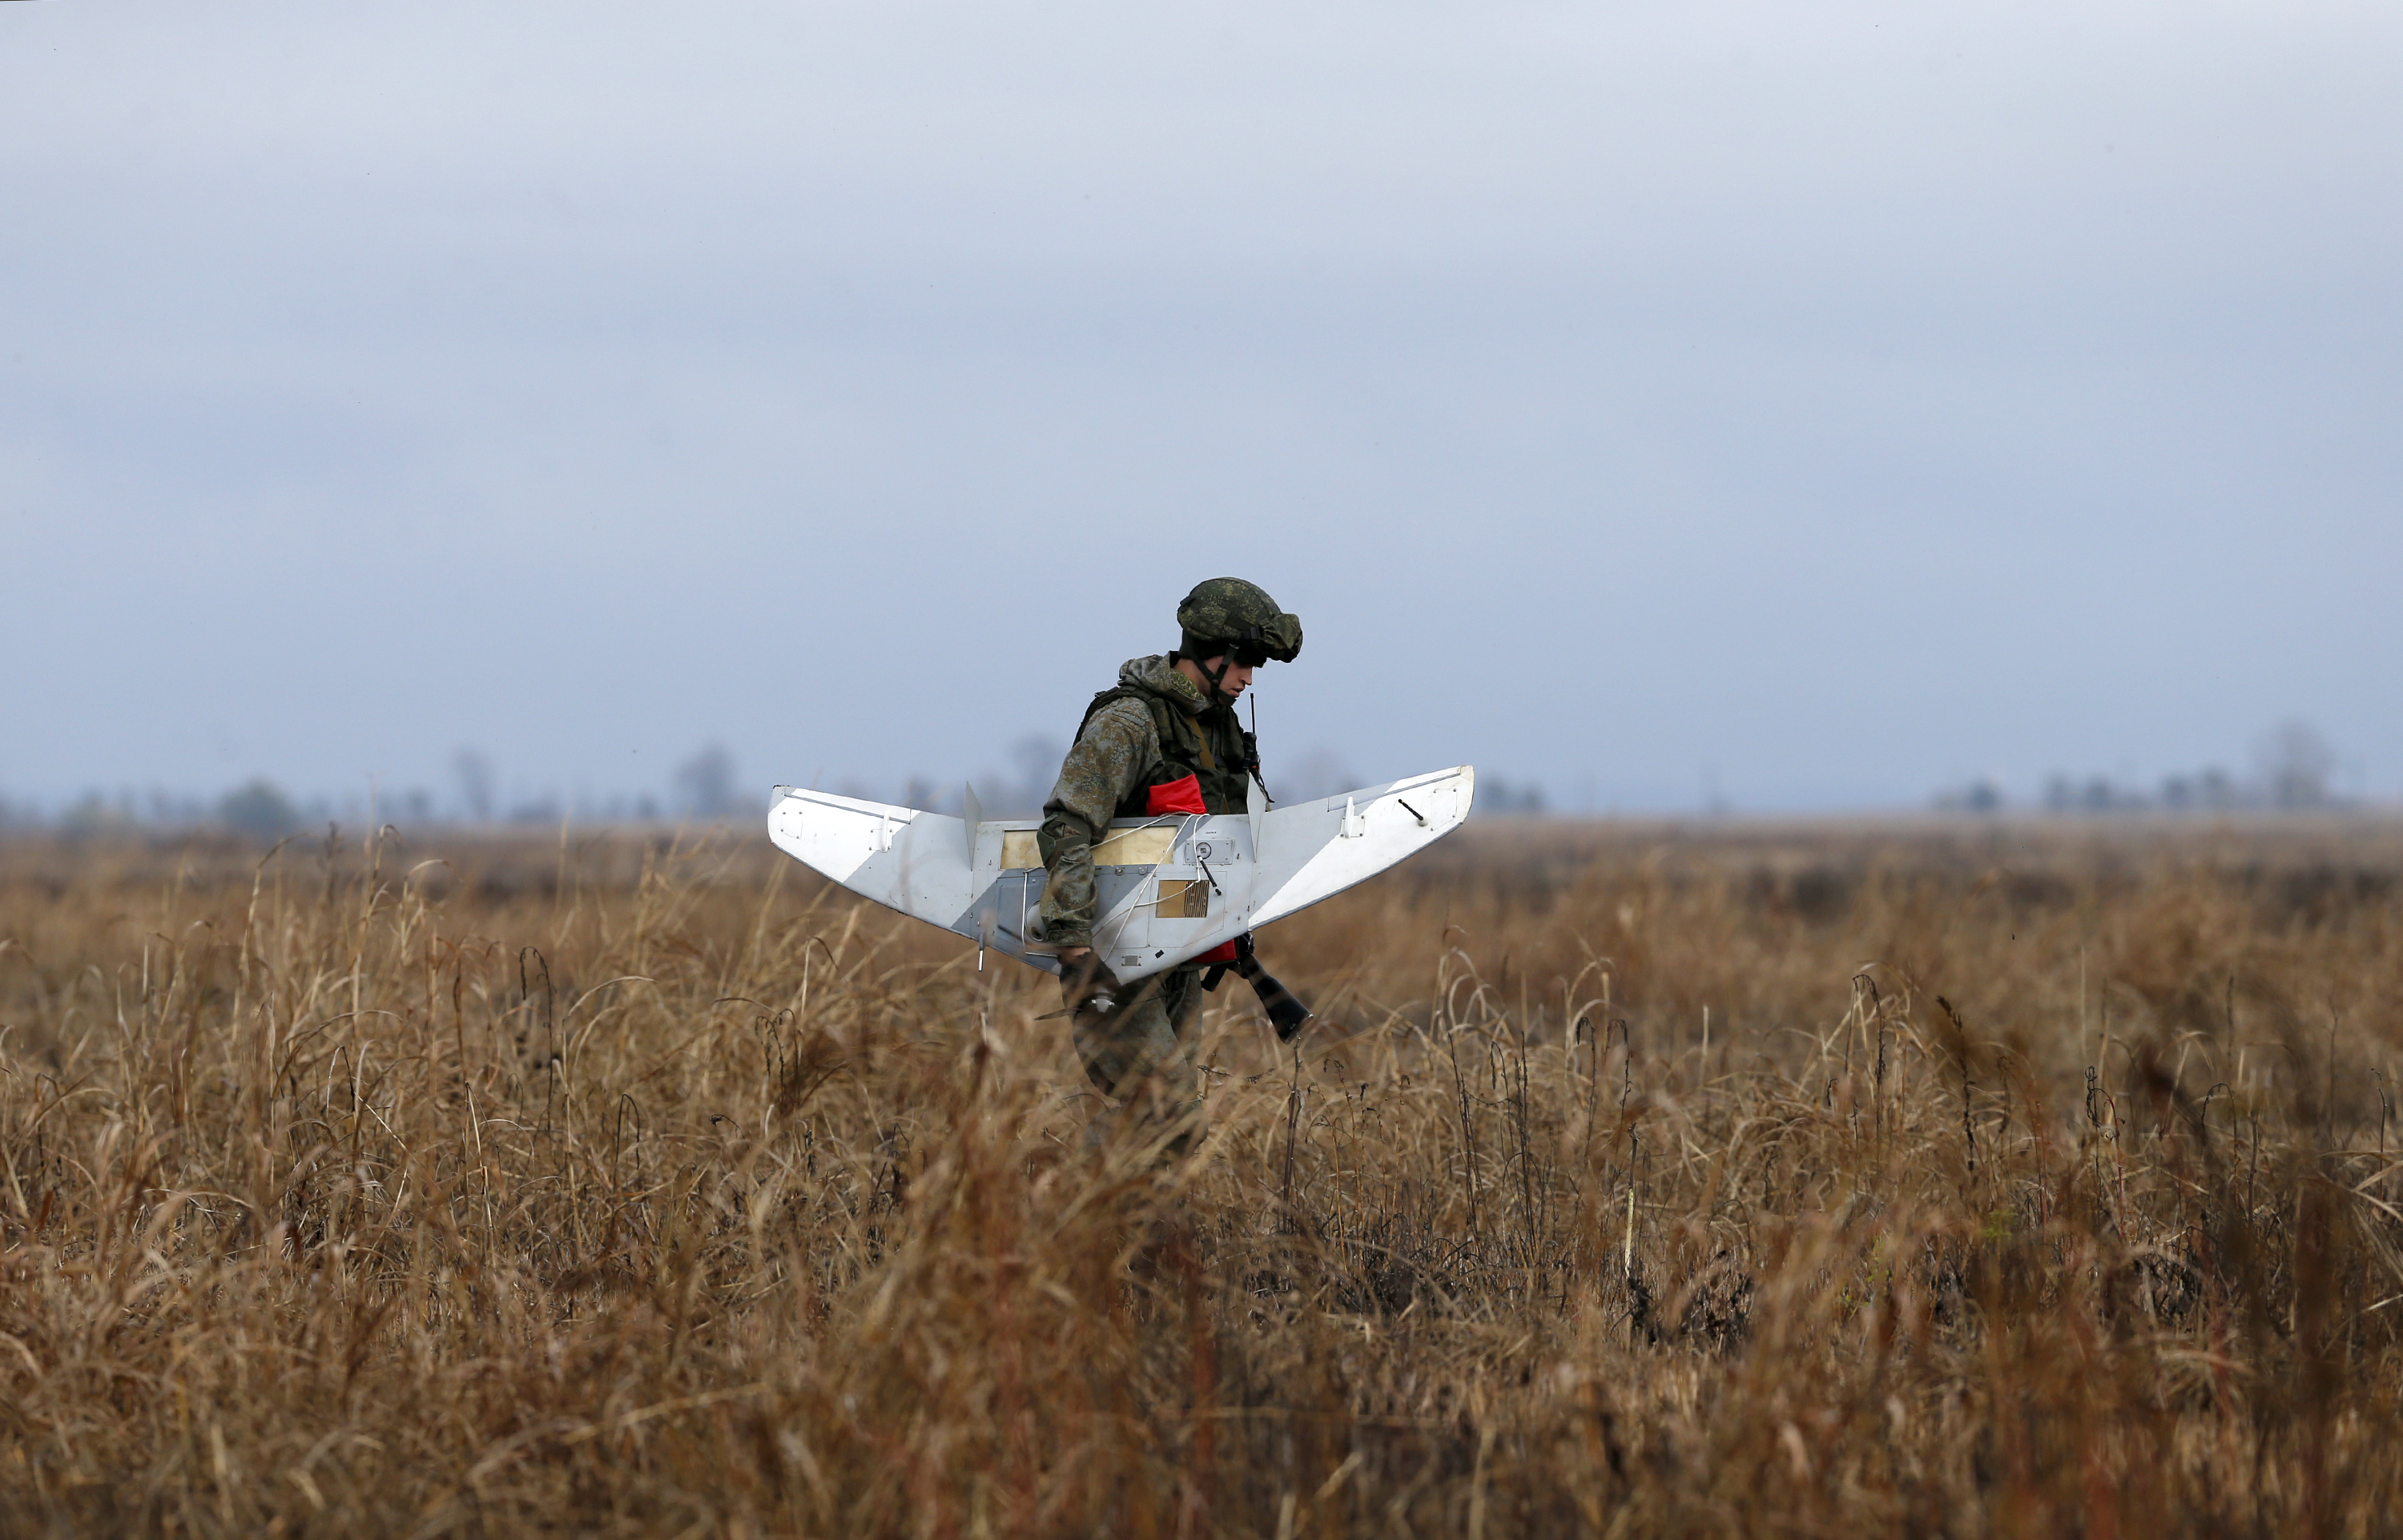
{"left": 1036, "top": 702, "right": 1154, "bottom": 951}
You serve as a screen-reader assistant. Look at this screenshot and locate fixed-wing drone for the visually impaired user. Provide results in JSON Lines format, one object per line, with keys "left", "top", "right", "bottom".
{"left": 766, "top": 766, "right": 1474, "bottom": 984}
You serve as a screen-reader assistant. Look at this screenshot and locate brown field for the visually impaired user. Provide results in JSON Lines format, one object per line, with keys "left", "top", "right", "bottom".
{"left": 3, "top": 817, "right": 2401, "bottom": 1537}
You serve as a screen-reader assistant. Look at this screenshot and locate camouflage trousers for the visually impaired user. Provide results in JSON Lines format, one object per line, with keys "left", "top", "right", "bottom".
{"left": 1066, "top": 966, "right": 1206, "bottom": 1157}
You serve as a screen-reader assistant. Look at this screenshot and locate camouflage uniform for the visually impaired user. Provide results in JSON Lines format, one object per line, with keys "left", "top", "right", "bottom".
{"left": 1039, "top": 581, "right": 1302, "bottom": 1154}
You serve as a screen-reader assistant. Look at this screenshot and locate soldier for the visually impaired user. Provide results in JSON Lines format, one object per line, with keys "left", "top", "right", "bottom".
{"left": 1037, "top": 577, "right": 1304, "bottom": 1157}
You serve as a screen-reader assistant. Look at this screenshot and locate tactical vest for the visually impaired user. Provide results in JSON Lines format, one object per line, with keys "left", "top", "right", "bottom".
{"left": 1076, "top": 684, "right": 1257, "bottom": 817}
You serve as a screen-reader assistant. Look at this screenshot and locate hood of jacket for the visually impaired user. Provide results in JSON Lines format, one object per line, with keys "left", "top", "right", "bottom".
{"left": 1116, "top": 653, "right": 1212, "bottom": 716}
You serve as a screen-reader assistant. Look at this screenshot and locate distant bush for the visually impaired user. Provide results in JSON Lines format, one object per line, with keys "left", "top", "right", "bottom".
{"left": 59, "top": 794, "right": 142, "bottom": 838}
{"left": 674, "top": 743, "right": 743, "bottom": 820}
{"left": 217, "top": 778, "right": 301, "bottom": 839}
{"left": 1479, "top": 774, "right": 1548, "bottom": 814}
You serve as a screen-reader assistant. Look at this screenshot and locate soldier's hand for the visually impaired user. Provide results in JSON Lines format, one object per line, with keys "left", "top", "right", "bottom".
{"left": 1060, "top": 949, "right": 1123, "bottom": 1018}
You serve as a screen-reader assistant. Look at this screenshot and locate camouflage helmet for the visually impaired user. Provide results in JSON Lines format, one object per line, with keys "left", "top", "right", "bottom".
{"left": 1177, "top": 577, "right": 1302, "bottom": 665}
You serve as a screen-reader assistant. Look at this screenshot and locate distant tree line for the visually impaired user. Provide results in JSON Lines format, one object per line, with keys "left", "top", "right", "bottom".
{"left": 10, "top": 742, "right": 759, "bottom": 839}
{"left": 5, "top": 738, "right": 1563, "bottom": 838}
{"left": 1935, "top": 721, "right": 2351, "bottom": 816}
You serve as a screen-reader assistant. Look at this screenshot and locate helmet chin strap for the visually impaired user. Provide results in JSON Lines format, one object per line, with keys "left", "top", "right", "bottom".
{"left": 1200, "top": 652, "right": 1236, "bottom": 706}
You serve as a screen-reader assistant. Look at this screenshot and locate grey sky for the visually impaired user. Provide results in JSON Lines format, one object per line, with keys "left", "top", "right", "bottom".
{"left": 3, "top": 0, "right": 2397, "bottom": 814}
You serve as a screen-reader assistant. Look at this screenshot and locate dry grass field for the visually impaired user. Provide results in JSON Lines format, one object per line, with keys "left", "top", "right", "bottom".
{"left": 3, "top": 815, "right": 2401, "bottom": 1537}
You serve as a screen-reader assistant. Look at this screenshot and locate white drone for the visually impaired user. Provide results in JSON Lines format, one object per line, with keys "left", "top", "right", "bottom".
{"left": 767, "top": 766, "right": 1475, "bottom": 985}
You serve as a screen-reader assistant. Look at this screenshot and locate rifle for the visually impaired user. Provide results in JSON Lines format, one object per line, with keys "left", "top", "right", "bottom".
{"left": 1203, "top": 932, "right": 1311, "bottom": 1041}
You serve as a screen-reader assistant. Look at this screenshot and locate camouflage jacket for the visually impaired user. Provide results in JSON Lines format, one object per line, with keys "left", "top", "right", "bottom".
{"left": 1036, "top": 654, "right": 1252, "bottom": 950}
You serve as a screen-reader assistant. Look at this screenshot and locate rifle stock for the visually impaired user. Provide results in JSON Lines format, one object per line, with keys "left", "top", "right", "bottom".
{"left": 1235, "top": 951, "right": 1312, "bottom": 1040}
{"left": 1199, "top": 934, "right": 1311, "bottom": 1039}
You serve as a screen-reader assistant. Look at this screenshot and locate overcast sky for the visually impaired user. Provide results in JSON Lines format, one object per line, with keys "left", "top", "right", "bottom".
{"left": 2, "top": 0, "right": 2397, "bottom": 816}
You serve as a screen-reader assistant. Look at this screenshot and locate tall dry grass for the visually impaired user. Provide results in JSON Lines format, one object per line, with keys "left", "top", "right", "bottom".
{"left": 2, "top": 818, "right": 2401, "bottom": 1536}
